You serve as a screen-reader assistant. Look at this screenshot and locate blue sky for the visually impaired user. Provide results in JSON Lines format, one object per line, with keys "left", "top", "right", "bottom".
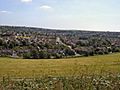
{"left": 0, "top": 0, "right": 120, "bottom": 31}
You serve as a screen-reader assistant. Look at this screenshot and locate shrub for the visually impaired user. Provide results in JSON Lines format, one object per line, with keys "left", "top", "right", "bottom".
{"left": 23, "top": 52, "right": 31, "bottom": 59}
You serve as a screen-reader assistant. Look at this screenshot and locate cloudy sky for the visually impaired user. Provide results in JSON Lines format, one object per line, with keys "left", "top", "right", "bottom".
{"left": 0, "top": 0, "right": 120, "bottom": 31}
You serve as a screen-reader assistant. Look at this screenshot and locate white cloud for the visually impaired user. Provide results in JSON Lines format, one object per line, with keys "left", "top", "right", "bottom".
{"left": 21, "top": 0, "right": 32, "bottom": 3}
{"left": 39, "top": 5, "right": 53, "bottom": 11}
{"left": 0, "top": 10, "right": 12, "bottom": 14}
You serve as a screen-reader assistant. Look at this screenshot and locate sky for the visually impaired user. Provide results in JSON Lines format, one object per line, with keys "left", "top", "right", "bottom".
{"left": 0, "top": 0, "right": 120, "bottom": 32}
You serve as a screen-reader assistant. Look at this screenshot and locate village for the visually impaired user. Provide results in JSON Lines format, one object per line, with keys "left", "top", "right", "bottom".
{"left": 0, "top": 26, "right": 120, "bottom": 59}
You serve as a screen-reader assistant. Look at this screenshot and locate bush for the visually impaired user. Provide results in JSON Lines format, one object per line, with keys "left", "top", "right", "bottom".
{"left": 112, "top": 47, "right": 120, "bottom": 52}
{"left": 31, "top": 50, "right": 39, "bottom": 59}
{"left": 64, "top": 48, "right": 75, "bottom": 56}
{"left": 39, "top": 51, "right": 51, "bottom": 59}
{"left": 23, "top": 52, "right": 31, "bottom": 59}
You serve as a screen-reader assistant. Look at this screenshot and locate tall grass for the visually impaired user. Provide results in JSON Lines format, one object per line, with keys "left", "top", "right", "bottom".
{"left": 0, "top": 73, "right": 120, "bottom": 90}
{"left": 0, "top": 53, "right": 120, "bottom": 89}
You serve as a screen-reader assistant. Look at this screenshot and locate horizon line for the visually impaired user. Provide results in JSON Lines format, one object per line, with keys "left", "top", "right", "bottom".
{"left": 0, "top": 24, "right": 120, "bottom": 32}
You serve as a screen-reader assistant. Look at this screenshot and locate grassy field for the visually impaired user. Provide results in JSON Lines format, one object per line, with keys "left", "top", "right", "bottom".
{"left": 0, "top": 53, "right": 120, "bottom": 78}
{"left": 0, "top": 53, "right": 120, "bottom": 90}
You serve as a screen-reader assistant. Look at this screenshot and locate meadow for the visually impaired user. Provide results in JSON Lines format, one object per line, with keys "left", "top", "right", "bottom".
{"left": 0, "top": 53, "right": 120, "bottom": 90}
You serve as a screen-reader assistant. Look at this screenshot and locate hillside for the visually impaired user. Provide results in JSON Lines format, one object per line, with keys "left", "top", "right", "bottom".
{"left": 0, "top": 53, "right": 120, "bottom": 78}
{"left": 0, "top": 53, "right": 120, "bottom": 89}
{"left": 0, "top": 26, "right": 120, "bottom": 59}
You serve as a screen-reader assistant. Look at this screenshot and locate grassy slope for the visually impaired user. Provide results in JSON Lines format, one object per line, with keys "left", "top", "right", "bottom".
{"left": 0, "top": 53, "right": 120, "bottom": 78}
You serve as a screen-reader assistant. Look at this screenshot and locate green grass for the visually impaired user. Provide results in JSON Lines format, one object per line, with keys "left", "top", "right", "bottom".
{"left": 0, "top": 53, "right": 120, "bottom": 90}
{"left": 0, "top": 53, "right": 120, "bottom": 78}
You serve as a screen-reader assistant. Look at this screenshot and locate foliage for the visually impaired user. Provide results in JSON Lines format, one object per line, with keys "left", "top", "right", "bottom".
{"left": 0, "top": 26, "right": 120, "bottom": 59}
{"left": 0, "top": 74, "right": 120, "bottom": 90}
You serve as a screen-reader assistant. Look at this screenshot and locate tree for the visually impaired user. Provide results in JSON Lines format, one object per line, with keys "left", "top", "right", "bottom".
{"left": 39, "top": 51, "right": 51, "bottom": 59}
{"left": 0, "top": 39, "right": 3, "bottom": 46}
{"left": 31, "top": 49, "right": 39, "bottom": 59}
{"left": 112, "top": 47, "right": 120, "bottom": 52}
{"left": 23, "top": 52, "right": 31, "bottom": 59}
{"left": 64, "top": 48, "right": 75, "bottom": 56}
